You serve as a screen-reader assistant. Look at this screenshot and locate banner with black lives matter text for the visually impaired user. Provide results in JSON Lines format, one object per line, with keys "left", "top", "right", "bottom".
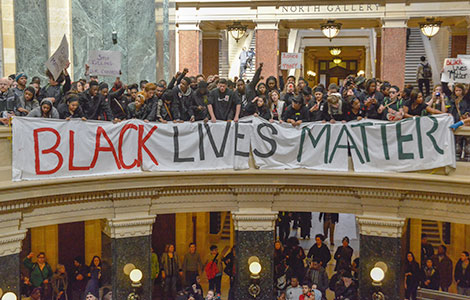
{"left": 12, "top": 115, "right": 455, "bottom": 181}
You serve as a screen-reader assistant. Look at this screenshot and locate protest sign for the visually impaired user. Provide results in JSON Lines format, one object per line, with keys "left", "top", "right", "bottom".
{"left": 88, "top": 50, "right": 122, "bottom": 76}
{"left": 280, "top": 53, "right": 302, "bottom": 70}
{"left": 441, "top": 58, "right": 470, "bottom": 84}
{"left": 45, "top": 35, "right": 69, "bottom": 81}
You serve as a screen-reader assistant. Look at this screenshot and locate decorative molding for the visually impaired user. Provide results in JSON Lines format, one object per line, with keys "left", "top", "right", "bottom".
{"left": 0, "top": 230, "right": 27, "bottom": 257}
{"left": 356, "top": 216, "right": 406, "bottom": 238}
{"left": 108, "top": 216, "right": 156, "bottom": 239}
{"left": 232, "top": 210, "right": 278, "bottom": 231}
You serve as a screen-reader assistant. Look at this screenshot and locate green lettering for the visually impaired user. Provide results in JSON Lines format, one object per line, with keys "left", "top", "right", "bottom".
{"left": 415, "top": 117, "right": 424, "bottom": 159}
{"left": 396, "top": 120, "right": 414, "bottom": 160}
{"left": 380, "top": 124, "right": 390, "bottom": 160}
{"left": 329, "top": 125, "right": 364, "bottom": 164}
{"left": 297, "top": 125, "right": 331, "bottom": 163}
{"left": 351, "top": 122, "right": 374, "bottom": 162}
{"left": 426, "top": 116, "right": 444, "bottom": 155}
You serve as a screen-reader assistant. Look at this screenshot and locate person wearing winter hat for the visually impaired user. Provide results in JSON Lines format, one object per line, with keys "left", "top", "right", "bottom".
{"left": 13, "top": 72, "right": 28, "bottom": 98}
{"left": 16, "top": 86, "right": 39, "bottom": 116}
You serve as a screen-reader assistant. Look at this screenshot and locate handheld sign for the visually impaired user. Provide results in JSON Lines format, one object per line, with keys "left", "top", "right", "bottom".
{"left": 88, "top": 50, "right": 121, "bottom": 76}
{"left": 281, "top": 52, "right": 302, "bottom": 70}
{"left": 45, "top": 35, "right": 69, "bottom": 81}
{"left": 441, "top": 58, "right": 470, "bottom": 84}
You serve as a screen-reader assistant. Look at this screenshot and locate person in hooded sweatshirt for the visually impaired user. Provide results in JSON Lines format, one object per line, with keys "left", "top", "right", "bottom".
{"left": 281, "top": 96, "right": 309, "bottom": 127}
{"left": 190, "top": 81, "right": 210, "bottom": 121}
{"left": 236, "top": 63, "right": 263, "bottom": 117}
{"left": 15, "top": 86, "right": 39, "bottom": 116}
{"left": 246, "top": 95, "right": 272, "bottom": 120}
{"left": 322, "top": 94, "right": 346, "bottom": 123}
{"left": 208, "top": 78, "right": 241, "bottom": 122}
{"left": 58, "top": 95, "right": 86, "bottom": 120}
{"left": 110, "top": 83, "right": 138, "bottom": 120}
{"left": 79, "top": 81, "right": 115, "bottom": 121}
{"left": 27, "top": 98, "right": 60, "bottom": 118}
{"left": 173, "top": 76, "right": 193, "bottom": 121}
{"left": 39, "top": 61, "right": 71, "bottom": 107}
{"left": 157, "top": 90, "right": 181, "bottom": 123}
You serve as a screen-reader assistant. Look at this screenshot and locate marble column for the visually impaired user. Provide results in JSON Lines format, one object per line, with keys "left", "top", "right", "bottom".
{"left": 14, "top": 0, "right": 49, "bottom": 80}
{"left": 232, "top": 209, "right": 277, "bottom": 300}
{"left": 156, "top": 0, "right": 176, "bottom": 82}
{"left": 357, "top": 215, "right": 406, "bottom": 300}
{"left": 380, "top": 19, "right": 407, "bottom": 87}
{"left": 1, "top": 0, "right": 16, "bottom": 75}
{"left": 178, "top": 22, "right": 201, "bottom": 76}
{"left": 202, "top": 31, "right": 220, "bottom": 77}
{"left": 0, "top": 213, "right": 27, "bottom": 298}
{"left": 107, "top": 212, "right": 155, "bottom": 300}
{"left": 255, "top": 22, "right": 279, "bottom": 78}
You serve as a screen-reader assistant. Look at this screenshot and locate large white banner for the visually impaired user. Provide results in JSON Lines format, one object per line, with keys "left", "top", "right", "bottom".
{"left": 12, "top": 115, "right": 455, "bottom": 181}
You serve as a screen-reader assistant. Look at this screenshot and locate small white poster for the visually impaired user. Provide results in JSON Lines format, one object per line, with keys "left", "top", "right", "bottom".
{"left": 280, "top": 52, "right": 302, "bottom": 70}
{"left": 88, "top": 50, "right": 122, "bottom": 76}
{"left": 45, "top": 35, "right": 69, "bottom": 81}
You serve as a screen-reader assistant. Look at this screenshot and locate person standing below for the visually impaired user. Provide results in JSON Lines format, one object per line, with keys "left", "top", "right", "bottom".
{"left": 421, "top": 234, "right": 434, "bottom": 265}
{"left": 85, "top": 256, "right": 102, "bottom": 300}
{"left": 404, "top": 252, "right": 420, "bottom": 300}
{"left": 307, "top": 235, "right": 331, "bottom": 270}
{"left": 204, "top": 245, "right": 224, "bottom": 296}
{"left": 304, "top": 259, "right": 329, "bottom": 300}
{"left": 319, "top": 213, "right": 339, "bottom": 246}
{"left": 151, "top": 247, "right": 160, "bottom": 289}
{"left": 70, "top": 257, "right": 88, "bottom": 300}
{"left": 277, "top": 212, "right": 291, "bottom": 244}
{"left": 222, "top": 246, "right": 236, "bottom": 300}
{"left": 455, "top": 251, "right": 470, "bottom": 296}
{"left": 239, "top": 47, "right": 249, "bottom": 79}
{"left": 421, "top": 258, "right": 439, "bottom": 290}
{"left": 432, "top": 245, "right": 453, "bottom": 292}
{"left": 24, "top": 252, "right": 53, "bottom": 300}
{"left": 299, "top": 212, "right": 312, "bottom": 240}
{"left": 161, "top": 244, "right": 182, "bottom": 300}
{"left": 285, "top": 276, "right": 302, "bottom": 300}
{"left": 183, "top": 243, "right": 203, "bottom": 287}
{"left": 417, "top": 56, "right": 432, "bottom": 98}
{"left": 334, "top": 237, "right": 354, "bottom": 272}
{"left": 51, "top": 264, "right": 68, "bottom": 300}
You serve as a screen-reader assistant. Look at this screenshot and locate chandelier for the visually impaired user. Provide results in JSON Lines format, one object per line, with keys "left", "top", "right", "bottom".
{"left": 329, "top": 47, "right": 342, "bottom": 56}
{"left": 321, "top": 20, "right": 342, "bottom": 41}
{"left": 419, "top": 18, "right": 442, "bottom": 40}
{"left": 227, "top": 21, "right": 247, "bottom": 43}
{"left": 333, "top": 57, "right": 342, "bottom": 64}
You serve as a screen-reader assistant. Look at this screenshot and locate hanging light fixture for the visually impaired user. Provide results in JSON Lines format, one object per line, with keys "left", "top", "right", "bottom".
{"left": 329, "top": 47, "right": 342, "bottom": 56}
{"left": 321, "top": 20, "right": 342, "bottom": 41}
{"left": 419, "top": 18, "right": 442, "bottom": 40}
{"left": 227, "top": 21, "right": 247, "bottom": 43}
{"left": 333, "top": 57, "right": 342, "bottom": 64}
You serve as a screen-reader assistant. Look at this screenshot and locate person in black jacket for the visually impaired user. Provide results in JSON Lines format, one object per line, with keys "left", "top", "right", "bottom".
{"left": 236, "top": 63, "right": 262, "bottom": 116}
{"left": 58, "top": 96, "right": 86, "bottom": 120}
{"left": 455, "top": 251, "right": 470, "bottom": 295}
{"left": 246, "top": 95, "right": 272, "bottom": 120}
{"left": 322, "top": 94, "right": 345, "bottom": 123}
{"left": 319, "top": 213, "right": 339, "bottom": 246}
{"left": 281, "top": 96, "right": 309, "bottom": 127}
{"left": 79, "top": 81, "right": 115, "bottom": 121}
{"left": 110, "top": 83, "right": 137, "bottom": 120}
{"left": 208, "top": 79, "right": 241, "bottom": 122}
{"left": 190, "top": 81, "right": 209, "bottom": 121}
{"left": 71, "top": 256, "right": 89, "bottom": 300}
{"left": 421, "top": 258, "right": 439, "bottom": 290}
{"left": 173, "top": 76, "right": 193, "bottom": 121}
{"left": 334, "top": 237, "right": 353, "bottom": 272}
{"left": 405, "top": 252, "right": 420, "bottom": 300}
{"left": 421, "top": 234, "right": 435, "bottom": 265}
{"left": 157, "top": 90, "right": 181, "bottom": 123}
{"left": 308, "top": 87, "right": 326, "bottom": 122}
{"left": 307, "top": 234, "right": 331, "bottom": 269}
{"left": 39, "top": 61, "right": 72, "bottom": 107}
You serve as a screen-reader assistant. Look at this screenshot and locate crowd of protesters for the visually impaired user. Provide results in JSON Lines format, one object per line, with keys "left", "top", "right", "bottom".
{"left": 1, "top": 56, "right": 470, "bottom": 160}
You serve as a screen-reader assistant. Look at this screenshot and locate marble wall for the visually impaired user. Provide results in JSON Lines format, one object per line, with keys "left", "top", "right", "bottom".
{"left": 235, "top": 231, "right": 274, "bottom": 300}
{"left": 0, "top": 253, "right": 20, "bottom": 297}
{"left": 112, "top": 235, "right": 152, "bottom": 300}
{"left": 14, "top": 0, "right": 49, "bottom": 80}
{"left": 156, "top": 0, "right": 176, "bottom": 81}
{"left": 72, "top": 0, "right": 156, "bottom": 84}
{"left": 359, "top": 234, "right": 403, "bottom": 300}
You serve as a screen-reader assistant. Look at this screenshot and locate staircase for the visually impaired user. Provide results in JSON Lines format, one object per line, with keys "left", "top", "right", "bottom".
{"left": 242, "top": 34, "right": 257, "bottom": 81}
{"left": 218, "top": 30, "right": 256, "bottom": 80}
{"left": 220, "top": 213, "right": 231, "bottom": 241}
{"left": 219, "top": 32, "right": 230, "bottom": 78}
{"left": 421, "top": 219, "right": 442, "bottom": 247}
{"left": 405, "top": 28, "right": 431, "bottom": 87}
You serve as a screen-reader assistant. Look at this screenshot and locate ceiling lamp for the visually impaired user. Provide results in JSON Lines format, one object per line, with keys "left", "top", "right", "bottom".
{"left": 227, "top": 21, "right": 247, "bottom": 43}
{"left": 333, "top": 57, "right": 342, "bottom": 64}
{"left": 329, "top": 47, "right": 342, "bottom": 56}
{"left": 321, "top": 20, "right": 342, "bottom": 41}
{"left": 307, "top": 70, "right": 316, "bottom": 77}
{"left": 357, "top": 70, "right": 365, "bottom": 76}
{"left": 419, "top": 18, "right": 442, "bottom": 40}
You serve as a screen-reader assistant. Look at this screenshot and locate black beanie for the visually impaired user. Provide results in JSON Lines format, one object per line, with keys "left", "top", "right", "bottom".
{"left": 197, "top": 81, "right": 208, "bottom": 89}
{"left": 99, "top": 82, "right": 109, "bottom": 91}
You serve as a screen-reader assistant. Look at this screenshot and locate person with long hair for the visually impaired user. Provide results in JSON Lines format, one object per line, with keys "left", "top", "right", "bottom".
{"left": 51, "top": 264, "right": 68, "bottom": 300}
{"left": 403, "top": 91, "right": 443, "bottom": 118}
{"left": 446, "top": 83, "right": 470, "bottom": 161}
{"left": 161, "top": 244, "right": 182, "bottom": 300}
{"left": 84, "top": 256, "right": 102, "bottom": 299}
{"left": 284, "top": 237, "right": 306, "bottom": 282}
{"left": 404, "top": 252, "right": 420, "bottom": 300}
{"left": 268, "top": 90, "right": 285, "bottom": 122}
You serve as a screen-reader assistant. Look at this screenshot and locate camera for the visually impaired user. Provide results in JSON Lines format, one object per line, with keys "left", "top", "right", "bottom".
{"left": 435, "top": 92, "right": 440, "bottom": 97}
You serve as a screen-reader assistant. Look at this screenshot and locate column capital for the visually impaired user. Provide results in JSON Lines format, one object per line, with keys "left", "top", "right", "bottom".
{"left": 178, "top": 22, "right": 200, "bottom": 31}
{"left": 381, "top": 18, "right": 408, "bottom": 28}
{"left": 356, "top": 215, "right": 405, "bottom": 238}
{"left": 0, "top": 212, "right": 26, "bottom": 257}
{"left": 107, "top": 216, "right": 156, "bottom": 239}
{"left": 232, "top": 209, "right": 277, "bottom": 231}
{"left": 255, "top": 21, "right": 279, "bottom": 31}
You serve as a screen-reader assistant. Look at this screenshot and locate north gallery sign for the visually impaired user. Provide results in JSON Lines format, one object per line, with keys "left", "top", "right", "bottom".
{"left": 279, "top": 4, "right": 382, "bottom": 14}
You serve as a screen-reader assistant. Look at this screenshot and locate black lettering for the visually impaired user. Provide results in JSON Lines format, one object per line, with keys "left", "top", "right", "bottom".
{"left": 343, "top": 5, "right": 349, "bottom": 12}
{"left": 313, "top": 5, "right": 320, "bottom": 12}
{"left": 204, "top": 122, "right": 231, "bottom": 158}
{"left": 367, "top": 4, "right": 373, "bottom": 11}
{"left": 281, "top": 6, "right": 289, "bottom": 13}
{"left": 234, "top": 123, "right": 249, "bottom": 157}
{"left": 299, "top": 6, "right": 304, "bottom": 12}
{"left": 253, "top": 123, "right": 278, "bottom": 158}
{"left": 198, "top": 123, "right": 205, "bottom": 161}
{"left": 335, "top": 5, "right": 341, "bottom": 12}
{"left": 327, "top": 5, "right": 334, "bottom": 12}
{"left": 173, "top": 127, "right": 194, "bottom": 162}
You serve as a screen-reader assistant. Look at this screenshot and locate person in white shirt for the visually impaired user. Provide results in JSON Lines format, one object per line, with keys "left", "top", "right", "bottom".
{"left": 286, "top": 277, "right": 303, "bottom": 300}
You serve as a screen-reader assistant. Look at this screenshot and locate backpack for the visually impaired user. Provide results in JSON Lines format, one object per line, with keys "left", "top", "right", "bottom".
{"left": 422, "top": 63, "right": 432, "bottom": 79}
{"left": 205, "top": 254, "right": 219, "bottom": 280}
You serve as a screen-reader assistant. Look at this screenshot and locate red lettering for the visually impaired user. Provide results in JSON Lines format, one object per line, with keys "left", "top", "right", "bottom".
{"left": 138, "top": 125, "right": 159, "bottom": 166}
{"left": 34, "top": 128, "right": 64, "bottom": 175}
{"left": 68, "top": 130, "right": 90, "bottom": 171}
{"left": 446, "top": 58, "right": 462, "bottom": 66}
{"left": 118, "top": 124, "right": 140, "bottom": 169}
{"left": 89, "top": 126, "right": 122, "bottom": 169}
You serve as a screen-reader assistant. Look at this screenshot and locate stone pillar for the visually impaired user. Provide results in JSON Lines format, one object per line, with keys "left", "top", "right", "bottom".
{"left": 279, "top": 29, "right": 289, "bottom": 80}
{"left": 31, "top": 225, "right": 59, "bottom": 271}
{"left": 233, "top": 208, "right": 277, "bottom": 300}
{"left": 178, "top": 22, "right": 201, "bottom": 76}
{"left": 202, "top": 31, "right": 220, "bottom": 77}
{"left": 255, "top": 22, "right": 279, "bottom": 78}
{"left": 84, "top": 220, "right": 102, "bottom": 264}
{"left": 47, "top": 0, "right": 73, "bottom": 76}
{"left": 357, "top": 215, "right": 406, "bottom": 300}
{"left": 451, "top": 32, "right": 467, "bottom": 58}
{"left": 1, "top": 0, "right": 16, "bottom": 75}
{"left": 14, "top": 0, "right": 49, "bottom": 79}
{"left": 467, "top": 22, "right": 470, "bottom": 55}
{"left": 375, "top": 29, "right": 382, "bottom": 80}
{"left": 0, "top": 213, "right": 26, "bottom": 298}
{"left": 380, "top": 19, "right": 407, "bottom": 87}
{"left": 108, "top": 197, "right": 156, "bottom": 300}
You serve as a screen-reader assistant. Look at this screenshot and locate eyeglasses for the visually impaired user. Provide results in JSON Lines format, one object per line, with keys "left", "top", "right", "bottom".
{"left": 389, "top": 91, "right": 396, "bottom": 94}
